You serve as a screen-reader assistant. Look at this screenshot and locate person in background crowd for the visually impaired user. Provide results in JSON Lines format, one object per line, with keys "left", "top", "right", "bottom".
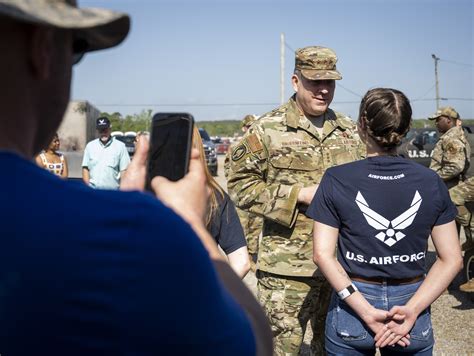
{"left": 227, "top": 46, "right": 364, "bottom": 355}
{"left": 310, "top": 88, "right": 462, "bottom": 355}
{"left": 35, "top": 132, "right": 68, "bottom": 178}
{"left": 193, "top": 127, "right": 250, "bottom": 278}
{"left": 82, "top": 117, "right": 131, "bottom": 189}
{"left": 450, "top": 178, "right": 474, "bottom": 293}
{"left": 224, "top": 114, "right": 263, "bottom": 273}
{"left": 429, "top": 106, "right": 470, "bottom": 189}
{"left": 0, "top": 1, "right": 272, "bottom": 354}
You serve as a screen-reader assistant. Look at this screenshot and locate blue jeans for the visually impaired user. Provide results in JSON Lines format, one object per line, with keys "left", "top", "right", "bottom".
{"left": 325, "top": 280, "right": 434, "bottom": 355}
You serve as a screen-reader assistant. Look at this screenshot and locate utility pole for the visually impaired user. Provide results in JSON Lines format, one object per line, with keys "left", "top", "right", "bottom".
{"left": 280, "top": 33, "right": 285, "bottom": 105}
{"left": 431, "top": 54, "right": 440, "bottom": 110}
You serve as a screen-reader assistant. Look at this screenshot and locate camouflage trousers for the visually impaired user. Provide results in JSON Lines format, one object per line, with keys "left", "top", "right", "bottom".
{"left": 450, "top": 177, "right": 474, "bottom": 245}
{"left": 257, "top": 271, "right": 332, "bottom": 356}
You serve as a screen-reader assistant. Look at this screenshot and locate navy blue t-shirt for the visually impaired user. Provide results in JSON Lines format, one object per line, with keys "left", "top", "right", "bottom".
{"left": 209, "top": 192, "right": 247, "bottom": 254}
{"left": 0, "top": 152, "right": 255, "bottom": 356}
{"left": 307, "top": 156, "right": 456, "bottom": 278}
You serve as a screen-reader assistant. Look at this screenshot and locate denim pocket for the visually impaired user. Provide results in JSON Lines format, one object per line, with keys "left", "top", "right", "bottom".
{"left": 332, "top": 300, "right": 368, "bottom": 342}
{"left": 409, "top": 308, "right": 433, "bottom": 341}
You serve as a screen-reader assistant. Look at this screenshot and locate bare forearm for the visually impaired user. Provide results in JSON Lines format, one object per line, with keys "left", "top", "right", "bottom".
{"left": 82, "top": 168, "right": 90, "bottom": 184}
{"left": 406, "top": 256, "right": 462, "bottom": 316}
{"left": 227, "top": 247, "right": 251, "bottom": 279}
{"left": 315, "top": 253, "right": 375, "bottom": 322}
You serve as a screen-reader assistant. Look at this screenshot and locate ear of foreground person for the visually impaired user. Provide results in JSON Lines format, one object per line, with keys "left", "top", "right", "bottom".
{"left": 0, "top": 0, "right": 272, "bottom": 354}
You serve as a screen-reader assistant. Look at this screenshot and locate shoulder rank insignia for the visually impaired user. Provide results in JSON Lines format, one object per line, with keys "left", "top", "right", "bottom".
{"left": 246, "top": 133, "right": 263, "bottom": 153}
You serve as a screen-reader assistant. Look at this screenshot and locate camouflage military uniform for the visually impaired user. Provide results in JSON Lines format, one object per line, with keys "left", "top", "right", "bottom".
{"left": 227, "top": 96, "right": 362, "bottom": 355}
{"left": 430, "top": 126, "right": 471, "bottom": 188}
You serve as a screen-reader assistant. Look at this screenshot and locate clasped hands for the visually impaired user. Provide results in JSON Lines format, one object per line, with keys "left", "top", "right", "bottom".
{"left": 365, "top": 305, "right": 417, "bottom": 348}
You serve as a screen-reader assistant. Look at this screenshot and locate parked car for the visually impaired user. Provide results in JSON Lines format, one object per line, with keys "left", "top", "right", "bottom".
{"left": 199, "top": 128, "right": 218, "bottom": 176}
{"left": 215, "top": 138, "right": 231, "bottom": 155}
{"left": 396, "top": 128, "right": 439, "bottom": 167}
{"left": 114, "top": 131, "right": 137, "bottom": 157}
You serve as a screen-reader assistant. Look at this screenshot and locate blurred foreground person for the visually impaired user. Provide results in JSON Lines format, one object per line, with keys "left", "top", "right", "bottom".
{"left": 310, "top": 88, "right": 462, "bottom": 355}
{"left": 35, "top": 133, "right": 68, "bottom": 178}
{"left": 0, "top": 1, "right": 271, "bottom": 355}
{"left": 193, "top": 127, "right": 250, "bottom": 278}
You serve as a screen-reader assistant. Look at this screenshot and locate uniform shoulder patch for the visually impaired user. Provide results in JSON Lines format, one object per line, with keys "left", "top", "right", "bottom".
{"left": 231, "top": 144, "right": 247, "bottom": 162}
{"left": 247, "top": 133, "right": 263, "bottom": 153}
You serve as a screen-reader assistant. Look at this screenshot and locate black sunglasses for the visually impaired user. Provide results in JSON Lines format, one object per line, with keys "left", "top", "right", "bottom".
{"left": 72, "top": 38, "right": 88, "bottom": 65}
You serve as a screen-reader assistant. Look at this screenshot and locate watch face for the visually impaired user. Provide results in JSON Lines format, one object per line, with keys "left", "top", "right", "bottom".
{"left": 347, "top": 285, "right": 356, "bottom": 294}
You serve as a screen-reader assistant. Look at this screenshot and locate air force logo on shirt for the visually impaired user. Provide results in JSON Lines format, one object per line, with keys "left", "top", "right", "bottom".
{"left": 355, "top": 191, "right": 422, "bottom": 247}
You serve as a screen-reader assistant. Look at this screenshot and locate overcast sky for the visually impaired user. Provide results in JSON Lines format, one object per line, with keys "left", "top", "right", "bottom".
{"left": 72, "top": 0, "right": 473, "bottom": 122}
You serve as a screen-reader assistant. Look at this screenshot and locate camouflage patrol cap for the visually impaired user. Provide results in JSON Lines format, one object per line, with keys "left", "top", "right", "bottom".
{"left": 0, "top": 0, "right": 130, "bottom": 53}
{"left": 295, "top": 46, "right": 342, "bottom": 80}
{"left": 428, "top": 106, "right": 460, "bottom": 121}
{"left": 242, "top": 114, "right": 258, "bottom": 128}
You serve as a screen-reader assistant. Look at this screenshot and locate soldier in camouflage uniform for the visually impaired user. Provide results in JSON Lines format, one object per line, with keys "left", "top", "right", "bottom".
{"left": 429, "top": 106, "right": 471, "bottom": 189}
{"left": 225, "top": 115, "right": 264, "bottom": 272}
{"left": 227, "top": 46, "right": 364, "bottom": 355}
{"left": 450, "top": 177, "right": 474, "bottom": 292}
{"left": 430, "top": 107, "right": 473, "bottom": 292}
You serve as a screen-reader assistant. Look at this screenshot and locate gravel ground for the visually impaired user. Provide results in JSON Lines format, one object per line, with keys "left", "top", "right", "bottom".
{"left": 216, "top": 156, "right": 474, "bottom": 355}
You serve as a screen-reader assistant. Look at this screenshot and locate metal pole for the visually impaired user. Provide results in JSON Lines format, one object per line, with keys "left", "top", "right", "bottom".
{"left": 432, "top": 54, "right": 440, "bottom": 110}
{"left": 280, "top": 33, "right": 285, "bottom": 105}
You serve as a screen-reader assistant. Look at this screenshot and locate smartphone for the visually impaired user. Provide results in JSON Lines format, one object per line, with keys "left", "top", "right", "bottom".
{"left": 146, "top": 113, "right": 194, "bottom": 190}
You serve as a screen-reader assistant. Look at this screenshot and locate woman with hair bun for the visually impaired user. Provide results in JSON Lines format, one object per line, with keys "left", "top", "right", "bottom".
{"left": 308, "top": 88, "right": 462, "bottom": 355}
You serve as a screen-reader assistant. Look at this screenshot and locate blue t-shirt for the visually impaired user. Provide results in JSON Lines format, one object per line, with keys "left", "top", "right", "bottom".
{"left": 0, "top": 152, "right": 255, "bottom": 355}
{"left": 209, "top": 192, "right": 247, "bottom": 254}
{"left": 306, "top": 156, "right": 456, "bottom": 278}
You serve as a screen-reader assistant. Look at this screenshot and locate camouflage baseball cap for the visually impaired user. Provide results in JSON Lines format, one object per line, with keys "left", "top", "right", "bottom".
{"left": 295, "top": 46, "right": 342, "bottom": 80}
{"left": 0, "top": 0, "right": 130, "bottom": 53}
{"left": 428, "top": 106, "right": 460, "bottom": 120}
{"left": 241, "top": 114, "right": 258, "bottom": 128}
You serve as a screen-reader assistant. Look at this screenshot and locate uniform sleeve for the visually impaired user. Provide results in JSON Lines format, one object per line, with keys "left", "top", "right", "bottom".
{"left": 434, "top": 176, "right": 458, "bottom": 226}
{"left": 81, "top": 145, "right": 90, "bottom": 168}
{"left": 119, "top": 144, "right": 131, "bottom": 172}
{"left": 430, "top": 138, "right": 467, "bottom": 181}
{"left": 216, "top": 194, "right": 247, "bottom": 254}
{"left": 227, "top": 124, "right": 301, "bottom": 228}
{"left": 305, "top": 171, "right": 341, "bottom": 228}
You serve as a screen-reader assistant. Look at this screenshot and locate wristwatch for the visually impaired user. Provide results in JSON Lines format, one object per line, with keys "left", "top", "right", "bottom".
{"left": 337, "top": 283, "right": 358, "bottom": 300}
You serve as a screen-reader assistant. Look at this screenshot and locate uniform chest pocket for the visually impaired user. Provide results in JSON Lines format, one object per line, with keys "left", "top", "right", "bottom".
{"left": 324, "top": 139, "right": 359, "bottom": 166}
{"left": 269, "top": 151, "right": 320, "bottom": 171}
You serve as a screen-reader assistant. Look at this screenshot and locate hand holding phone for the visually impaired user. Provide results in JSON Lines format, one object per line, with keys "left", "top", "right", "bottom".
{"left": 146, "top": 113, "right": 194, "bottom": 190}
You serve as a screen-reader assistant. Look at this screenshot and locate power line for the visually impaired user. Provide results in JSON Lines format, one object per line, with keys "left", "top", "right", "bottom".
{"left": 337, "top": 84, "right": 362, "bottom": 98}
{"left": 414, "top": 83, "right": 436, "bottom": 101}
{"left": 439, "top": 59, "right": 473, "bottom": 67}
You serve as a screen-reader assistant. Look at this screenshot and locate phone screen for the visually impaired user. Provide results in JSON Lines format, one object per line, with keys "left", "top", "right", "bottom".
{"left": 146, "top": 113, "right": 194, "bottom": 189}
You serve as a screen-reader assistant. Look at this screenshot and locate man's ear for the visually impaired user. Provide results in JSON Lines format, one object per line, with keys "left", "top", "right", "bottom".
{"left": 291, "top": 74, "right": 299, "bottom": 92}
{"left": 29, "top": 26, "right": 55, "bottom": 80}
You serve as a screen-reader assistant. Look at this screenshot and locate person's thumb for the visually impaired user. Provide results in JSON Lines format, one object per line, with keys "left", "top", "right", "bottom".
{"left": 132, "top": 135, "right": 149, "bottom": 167}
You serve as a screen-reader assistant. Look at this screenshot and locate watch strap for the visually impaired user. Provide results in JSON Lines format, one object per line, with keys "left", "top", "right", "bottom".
{"left": 337, "top": 283, "right": 358, "bottom": 300}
